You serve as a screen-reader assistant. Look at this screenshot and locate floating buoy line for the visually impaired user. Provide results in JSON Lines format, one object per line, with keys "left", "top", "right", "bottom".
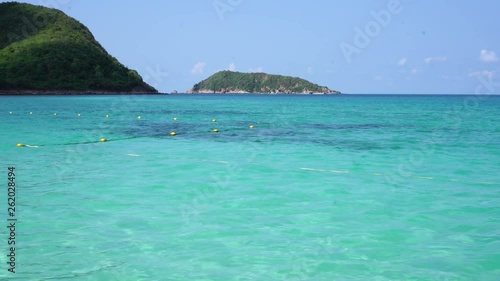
{"left": 9, "top": 112, "right": 257, "bottom": 147}
{"left": 16, "top": 143, "right": 38, "bottom": 148}
{"left": 10, "top": 111, "right": 499, "bottom": 185}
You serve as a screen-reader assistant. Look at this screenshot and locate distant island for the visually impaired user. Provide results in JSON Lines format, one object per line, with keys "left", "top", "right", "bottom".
{"left": 188, "top": 71, "right": 340, "bottom": 94}
{"left": 0, "top": 2, "right": 157, "bottom": 94}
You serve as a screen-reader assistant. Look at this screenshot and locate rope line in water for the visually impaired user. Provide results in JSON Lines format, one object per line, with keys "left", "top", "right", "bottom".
{"left": 14, "top": 111, "right": 255, "bottom": 148}
{"left": 11, "top": 112, "right": 258, "bottom": 146}
{"left": 15, "top": 111, "right": 497, "bottom": 185}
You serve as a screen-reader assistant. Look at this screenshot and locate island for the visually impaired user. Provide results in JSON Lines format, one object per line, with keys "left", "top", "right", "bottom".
{"left": 0, "top": 2, "right": 157, "bottom": 94}
{"left": 188, "top": 71, "right": 340, "bottom": 94}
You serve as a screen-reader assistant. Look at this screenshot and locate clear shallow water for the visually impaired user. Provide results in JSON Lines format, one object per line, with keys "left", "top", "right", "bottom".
{"left": 0, "top": 94, "right": 499, "bottom": 280}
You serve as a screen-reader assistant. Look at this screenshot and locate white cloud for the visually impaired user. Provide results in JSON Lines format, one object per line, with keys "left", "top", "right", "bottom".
{"left": 373, "top": 75, "right": 383, "bottom": 81}
{"left": 228, "top": 63, "right": 236, "bottom": 71}
{"left": 249, "top": 67, "right": 263, "bottom": 73}
{"left": 191, "top": 62, "right": 206, "bottom": 75}
{"left": 479, "top": 49, "right": 498, "bottom": 62}
{"left": 398, "top": 58, "right": 407, "bottom": 66}
{"left": 469, "top": 70, "right": 496, "bottom": 79}
{"left": 424, "top": 56, "right": 447, "bottom": 63}
{"left": 411, "top": 67, "right": 422, "bottom": 75}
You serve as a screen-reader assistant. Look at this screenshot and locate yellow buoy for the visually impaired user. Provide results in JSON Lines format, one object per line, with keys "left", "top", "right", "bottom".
{"left": 105, "top": 114, "right": 109, "bottom": 118}
{"left": 170, "top": 132, "right": 177, "bottom": 136}
{"left": 249, "top": 125, "right": 254, "bottom": 129}
{"left": 212, "top": 119, "right": 217, "bottom": 122}
{"left": 29, "top": 112, "right": 33, "bottom": 115}
{"left": 173, "top": 117, "right": 178, "bottom": 121}
{"left": 137, "top": 116, "right": 142, "bottom": 119}
{"left": 100, "top": 138, "right": 107, "bottom": 142}
{"left": 16, "top": 143, "right": 25, "bottom": 147}
{"left": 77, "top": 113, "right": 81, "bottom": 117}
{"left": 213, "top": 129, "right": 219, "bottom": 133}
{"left": 54, "top": 113, "right": 57, "bottom": 116}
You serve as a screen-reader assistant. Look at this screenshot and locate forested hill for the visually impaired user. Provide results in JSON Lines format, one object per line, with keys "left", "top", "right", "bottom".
{"left": 0, "top": 2, "right": 157, "bottom": 94}
{"left": 189, "top": 71, "right": 340, "bottom": 94}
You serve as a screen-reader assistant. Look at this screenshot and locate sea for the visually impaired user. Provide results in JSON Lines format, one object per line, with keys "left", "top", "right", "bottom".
{"left": 0, "top": 94, "right": 499, "bottom": 280}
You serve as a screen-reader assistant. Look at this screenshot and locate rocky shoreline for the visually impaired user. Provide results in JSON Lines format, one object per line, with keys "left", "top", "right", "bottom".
{"left": 189, "top": 71, "right": 341, "bottom": 95}
{"left": 0, "top": 90, "right": 161, "bottom": 95}
{"left": 186, "top": 88, "right": 341, "bottom": 94}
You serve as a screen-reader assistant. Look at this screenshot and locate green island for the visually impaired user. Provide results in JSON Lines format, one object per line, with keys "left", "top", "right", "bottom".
{"left": 188, "top": 71, "right": 340, "bottom": 94}
{"left": 0, "top": 2, "right": 157, "bottom": 94}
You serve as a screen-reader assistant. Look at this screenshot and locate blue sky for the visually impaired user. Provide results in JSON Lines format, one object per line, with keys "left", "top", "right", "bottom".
{"left": 5, "top": 0, "right": 500, "bottom": 94}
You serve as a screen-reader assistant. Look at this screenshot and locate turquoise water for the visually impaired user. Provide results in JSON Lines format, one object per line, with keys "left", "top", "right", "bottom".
{"left": 1, "top": 94, "right": 499, "bottom": 280}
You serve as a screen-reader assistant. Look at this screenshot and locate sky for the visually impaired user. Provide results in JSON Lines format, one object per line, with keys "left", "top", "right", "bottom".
{"left": 3, "top": 0, "right": 500, "bottom": 94}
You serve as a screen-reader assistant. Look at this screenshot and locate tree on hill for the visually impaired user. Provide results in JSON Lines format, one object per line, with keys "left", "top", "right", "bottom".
{"left": 0, "top": 2, "right": 157, "bottom": 93}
